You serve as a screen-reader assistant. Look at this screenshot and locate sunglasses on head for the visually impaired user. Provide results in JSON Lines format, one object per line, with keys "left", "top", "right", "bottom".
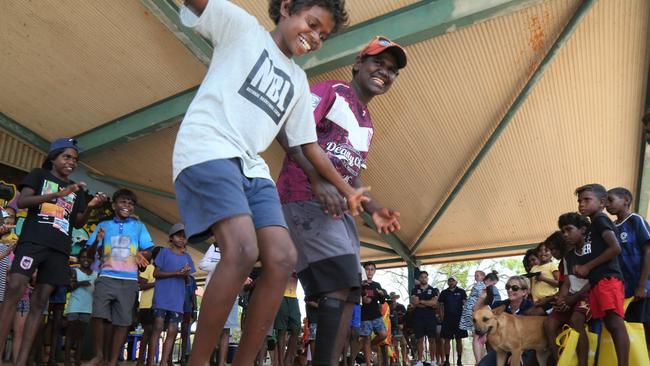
{"left": 505, "top": 284, "right": 524, "bottom": 292}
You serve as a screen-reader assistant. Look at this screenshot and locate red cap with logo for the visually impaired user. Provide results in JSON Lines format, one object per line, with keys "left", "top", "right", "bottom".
{"left": 359, "top": 36, "right": 408, "bottom": 69}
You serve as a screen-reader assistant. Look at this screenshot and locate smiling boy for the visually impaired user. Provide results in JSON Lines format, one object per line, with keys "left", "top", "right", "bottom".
{"left": 86, "top": 189, "right": 153, "bottom": 366}
{"left": 170, "top": 1, "right": 367, "bottom": 365}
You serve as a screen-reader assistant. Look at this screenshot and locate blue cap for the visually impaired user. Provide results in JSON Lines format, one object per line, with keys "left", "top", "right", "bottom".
{"left": 49, "top": 138, "right": 78, "bottom": 153}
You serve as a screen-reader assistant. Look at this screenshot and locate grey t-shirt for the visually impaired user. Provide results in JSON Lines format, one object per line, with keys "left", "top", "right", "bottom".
{"left": 172, "top": 0, "right": 317, "bottom": 181}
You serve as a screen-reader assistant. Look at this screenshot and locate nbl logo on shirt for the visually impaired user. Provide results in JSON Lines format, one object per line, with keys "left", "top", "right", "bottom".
{"left": 239, "top": 50, "right": 294, "bottom": 125}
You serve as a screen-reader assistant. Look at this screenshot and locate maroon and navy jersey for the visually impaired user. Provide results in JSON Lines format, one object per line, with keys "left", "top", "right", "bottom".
{"left": 277, "top": 80, "right": 374, "bottom": 203}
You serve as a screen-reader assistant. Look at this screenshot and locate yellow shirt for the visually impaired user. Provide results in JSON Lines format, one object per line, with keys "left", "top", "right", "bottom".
{"left": 283, "top": 274, "right": 298, "bottom": 298}
{"left": 531, "top": 261, "right": 558, "bottom": 301}
{"left": 139, "top": 264, "right": 156, "bottom": 309}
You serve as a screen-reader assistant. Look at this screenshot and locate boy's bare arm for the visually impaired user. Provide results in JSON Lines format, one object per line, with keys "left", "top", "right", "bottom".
{"left": 276, "top": 130, "right": 345, "bottom": 217}
{"left": 577, "top": 230, "right": 621, "bottom": 277}
{"left": 301, "top": 142, "right": 370, "bottom": 215}
{"left": 637, "top": 241, "right": 650, "bottom": 299}
{"left": 17, "top": 186, "right": 80, "bottom": 209}
{"left": 184, "top": 0, "right": 208, "bottom": 16}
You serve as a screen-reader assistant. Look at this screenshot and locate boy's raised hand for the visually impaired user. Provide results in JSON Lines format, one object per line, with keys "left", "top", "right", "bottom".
{"left": 371, "top": 207, "right": 401, "bottom": 234}
{"left": 58, "top": 182, "right": 86, "bottom": 197}
{"left": 345, "top": 186, "right": 371, "bottom": 216}
{"left": 88, "top": 192, "right": 108, "bottom": 208}
{"left": 136, "top": 252, "right": 150, "bottom": 267}
{"left": 0, "top": 224, "right": 15, "bottom": 236}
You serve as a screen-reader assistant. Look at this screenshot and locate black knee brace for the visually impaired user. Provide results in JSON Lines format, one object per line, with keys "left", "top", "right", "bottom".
{"left": 313, "top": 297, "right": 346, "bottom": 366}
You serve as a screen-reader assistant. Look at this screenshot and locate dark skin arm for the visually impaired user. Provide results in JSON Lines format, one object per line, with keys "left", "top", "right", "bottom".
{"left": 86, "top": 228, "right": 105, "bottom": 260}
{"left": 277, "top": 132, "right": 346, "bottom": 217}
{"left": 636, "top": 241, "right": 650, "bottom": 300}
{"left": 535, "top": 269, "right": 560, "bottom": 287}
{"left": 574, "top": 230, "right": 621, "bottom": 278}
{"left": 69, "top": 269, "right": 91, "bottom": 290}
{"left": 276, "top": 129, "right": 370, "bottom": 215}
{"left": 354, "top": 177, "right": 400, "bottom": 234}
{"left": 153, "top": 263, "right": 191, "bottom": 279}
{"left": 138, "top": 272, "right": 155, "bottom": 291}
{"left": 17, "top": 185, "right": 106, "bottom": 228}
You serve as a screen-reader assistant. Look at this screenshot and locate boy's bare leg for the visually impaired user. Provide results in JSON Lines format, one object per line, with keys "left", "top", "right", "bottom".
{"left": 569, "top": 312, "right": 588, "bottom": 366}
{"left": 159, "top": 323, "right": 179, "bottom": 366}
{"left": 603, "top": 311, "right": 629, "bottom": 366}
{"left": 137, "top": 323, "right": 152, "bottom": 366}
{"left": 108, "top": 325, "right": 128, "bottom": 366}
{"left": 0, "top": 273, "right": 29, "bottom": 365}
{"left": 88, "top": 318, "right": 105, "bottom": 365}
{"left": 148, "top": 318, "right": 165, "bottom": 366}
{"left": 218, "top": 329, "right": 230, "bottom": 366}
{"left": 188, "top": 215, "right": 258, "bottom": 366}
{"left": 231, "top": 226, "right": 296, "bottom": 365}
{"left": 15, "top": 282, "right": 55, "bottom": 366}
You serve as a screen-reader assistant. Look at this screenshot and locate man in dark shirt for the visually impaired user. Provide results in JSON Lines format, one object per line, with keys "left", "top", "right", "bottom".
{"left": 438, "top": 277, "right": 467, "bottom": 366}
{"left": 389, "top": 292, "right": 409, "bottom": 366}
{"left": 410, "top": 271, "right": 439, "bottom": 366}
{"left": 360, "top": 262, "right": 387, "bottom": 366}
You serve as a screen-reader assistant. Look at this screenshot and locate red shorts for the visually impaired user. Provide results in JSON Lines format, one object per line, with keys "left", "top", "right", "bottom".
{"left": 589, "top": 277, "right": 625, "bottom": 319}
{"left": 550, "top": 292, "right": 591, "bottom": 323}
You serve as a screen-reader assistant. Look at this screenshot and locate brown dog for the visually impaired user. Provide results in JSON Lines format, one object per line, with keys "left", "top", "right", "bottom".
{"left": 473, "top": 305, "right": 548, "bottom": 366}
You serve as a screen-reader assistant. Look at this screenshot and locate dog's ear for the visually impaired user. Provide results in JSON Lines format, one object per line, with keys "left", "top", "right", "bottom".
{"left": 492, "top": 304, "right": 507, "bottom": 315}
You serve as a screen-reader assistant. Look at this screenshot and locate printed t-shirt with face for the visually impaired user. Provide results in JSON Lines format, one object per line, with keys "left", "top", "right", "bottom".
{"left": 411, "top": 285, "right": 439, "bottom": 318}
{"left": 88, "top": 217, "right": 154, "bottom": 280}
{"left": 153, "top": 247, "right": 196, "bottom": 313}
{"left": 277, "top": 80, "right": 374, "bottom": 203}
{"left": 17, "top": 168, "right": 87, "bottom": 255}
{"left": 439, "top": 287, "right": 467, "bottom": 318}
{"left": 172, "top": 0, "right": 317, "bottom": 181}
{"left": 361, "top": 280, "right": 385, "bottom": 321}
{"left": 575, "top": 212, "right": 623, "bottom": 285}
{"left": 615, "top": 213, "right": 650, "bottom": 296}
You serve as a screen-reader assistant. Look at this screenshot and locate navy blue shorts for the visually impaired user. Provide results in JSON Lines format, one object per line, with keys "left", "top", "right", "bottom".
{"left": 175, "top": 158, "right": 287, "bottom": 243}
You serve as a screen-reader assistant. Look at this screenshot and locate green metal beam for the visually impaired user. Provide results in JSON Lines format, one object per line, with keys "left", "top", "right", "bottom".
{"left": 361, "top": 212, "right": 416, "bottom": 266}
{"left": 415, "top": 242, "right": 537, "bottom": 262}
{"left": 76, "top": 87, "right": 196, "bottom": 158}
{"left": 0, "top": 116, "right": 185, "bottom": 246}
{"left": 86, "top": 172, "right": 175, "bottom": 200}
{"left": 0, "top": 113, "right": 49, "bottom": 152}
{"left": 360, "top": 241, "right": 398, "bottom": 255}
{"left": 139, "top": 0, "right": 212, "bottom": 65}
{"left": 77, "top": 0, "right": 545, "bottom": 158}
{"left": 409, "top": 0, "right": 598, "bottom": 255}
{"left": 297, "top": 0, "right": 544, "bottom": 76}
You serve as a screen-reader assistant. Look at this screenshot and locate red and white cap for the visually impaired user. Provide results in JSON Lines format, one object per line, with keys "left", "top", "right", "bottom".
{"left": 359, "top": 36, "right": 408, "bottom": 69}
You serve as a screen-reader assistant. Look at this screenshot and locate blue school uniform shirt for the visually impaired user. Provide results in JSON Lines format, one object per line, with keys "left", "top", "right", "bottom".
{"left": 615, "top": 213, "right": 650, "bottom": 297}
{"left": 88, "top": 217, "right": 154, "bottom": 280}
{"left": 153, "top": 247, "right": 196, "bottom": 313}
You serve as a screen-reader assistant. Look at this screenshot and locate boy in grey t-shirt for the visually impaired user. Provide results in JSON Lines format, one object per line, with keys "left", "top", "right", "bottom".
{"left": 172, "top": 1, "right": 363, "bottom": 365}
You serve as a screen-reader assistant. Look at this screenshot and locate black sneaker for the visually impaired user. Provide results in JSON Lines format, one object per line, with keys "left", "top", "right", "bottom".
{"left": 443, "top": 361, "right": 450, "bottom": 366}
{"left": 456, "top": 361, "right": 463, "bottom": 366}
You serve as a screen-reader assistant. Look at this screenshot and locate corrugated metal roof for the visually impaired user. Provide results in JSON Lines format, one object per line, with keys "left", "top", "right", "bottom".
{"left": 1, "top": 0, "right": 649, "bottom": 266}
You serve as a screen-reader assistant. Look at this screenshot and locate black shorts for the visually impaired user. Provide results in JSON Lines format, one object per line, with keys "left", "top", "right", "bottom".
{"left": 413, "top": 315, "right": 437, "bottom": 339}
{"left": 440, "top": 317, "right": 468, "bottom": 339}
{"left": 625, "top": 297, "right": 650, "bottom": 323}
{"left": 139, "top": 308, "right": 154, "bottom": 326}
{"left": 10, "top": 242, "right": 70, "bottom": 286}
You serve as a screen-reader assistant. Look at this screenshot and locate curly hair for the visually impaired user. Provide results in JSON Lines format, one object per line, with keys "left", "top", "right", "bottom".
{"left": 268, "top": 0, "right": 348, "bottom": 34}
{"left": 557, "top": 212, "right": 590, "bottom": 230}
